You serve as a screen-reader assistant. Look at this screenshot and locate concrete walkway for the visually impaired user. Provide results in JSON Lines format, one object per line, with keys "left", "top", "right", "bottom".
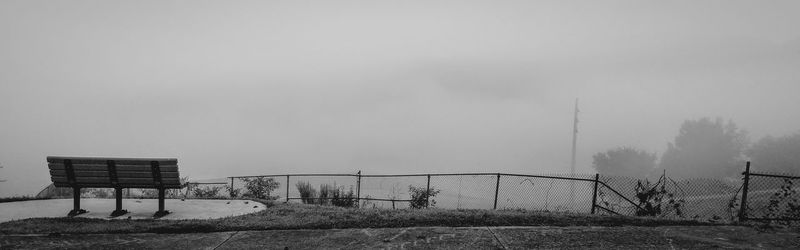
{"left": 2, "top": 226, "right": 798, "bottom": 249}
{"left": 0, "top": 199, "right": 264, "bottom": 223}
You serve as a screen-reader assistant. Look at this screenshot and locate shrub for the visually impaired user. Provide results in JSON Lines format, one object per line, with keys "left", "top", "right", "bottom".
{"left": 167, "top": 176, "right": 191, "bottom": 198}
{"left": 243, "top": 177, "right": 281, "bottom": 200}
{"left": 331, "top": 186, "right": 356, "bottom": 208}
{"left": 634, "top": 174, "right": 685, "bottom": 217}
{"left": 226, "top": 185, "right": 242, "bottom": 198}
{"left": 296, "top": 181, "right": 318, "bottom": 204}
{"left": 140, "top": 189, "right": 159, "bottom": 198}
{"left": 89, "top": 189, "right": 112, "bottom": 198}
{"left": 409, "top": 185, "right": 440, "bottom": 209}
{"left": 192, "top": 185, "right": 223, "bottom": 198}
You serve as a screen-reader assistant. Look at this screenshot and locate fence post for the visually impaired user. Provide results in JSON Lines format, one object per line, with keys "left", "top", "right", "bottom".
{"left": 426, "top": 174, "right": 431, "bottom": 208}
{"left": 738, "top": 161, "right": 751, "bottom": 221}
{"left": 494, "top": 174, "right": 500, "bottom": 210}
{"left": 229, "top": 177, "right": 234, "bottom": 197}
{"left": 356, "top": 170, "right": 361, "bottom": 208}
{"left": 591, "top": 173, "right": 599, "bottom": 214}
{"left": 286, "top": 175, "right": 290, "bottom": 203}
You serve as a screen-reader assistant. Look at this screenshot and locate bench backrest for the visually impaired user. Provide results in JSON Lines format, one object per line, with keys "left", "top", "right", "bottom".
{"left": 48, "top": 156, "right": 181, "bottom": 189}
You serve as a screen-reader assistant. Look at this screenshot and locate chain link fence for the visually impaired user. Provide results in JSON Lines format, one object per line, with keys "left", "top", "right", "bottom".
{"left": 227, "top": 173, "right": 607, "bottom": 213}
{"left": 596, "top": 175, "right": 741, "bottom": 222}
{"left": 221, "top": 171, "right": 757, "bottom": 223}
{"left": 740, "top": 166, "right": 800, "bottom": 222}
{"left": 32, "top": 161, "right": 798, "bottom": 223}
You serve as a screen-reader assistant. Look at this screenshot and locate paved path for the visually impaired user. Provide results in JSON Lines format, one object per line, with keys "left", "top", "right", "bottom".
{"left": 2, "top": 226, "right": 798, "bottom": 249}
{"left": 0, "top": 199, "right": 264, "bottom": 223}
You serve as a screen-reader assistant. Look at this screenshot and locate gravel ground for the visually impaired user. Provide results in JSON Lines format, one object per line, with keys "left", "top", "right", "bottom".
{"left": 2, "top": 225, "right": 798, "bottom": 249}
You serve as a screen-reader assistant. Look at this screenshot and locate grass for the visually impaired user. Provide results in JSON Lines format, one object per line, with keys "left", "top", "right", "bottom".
{"left": 0, "top": 199, "right": 718, "bottom": 235}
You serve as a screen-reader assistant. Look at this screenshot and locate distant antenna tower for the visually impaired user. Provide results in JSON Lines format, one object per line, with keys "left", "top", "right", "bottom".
{"left": 0, "top": 163, "right": 6, "bottom": 182}
{"left": 570, "top": 99, "right": 579, "bottom": 176}
{"left": 569, "top": 99, "right": 579, "bottom": 205}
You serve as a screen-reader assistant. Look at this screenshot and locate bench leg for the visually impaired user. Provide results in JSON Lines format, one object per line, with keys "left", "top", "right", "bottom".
{"left": 67, "top": 187, "right": 87, "bottom": 217}
{"left": 153, "top": 188, "right": 170, "bottom": 218}
{"left": 110, "top": 188, "right": 128, "bottom": 217}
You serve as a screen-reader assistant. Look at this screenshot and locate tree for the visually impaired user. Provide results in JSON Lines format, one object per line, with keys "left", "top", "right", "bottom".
{"left": 592, "top": 147, "right": 657, "bottom": 178}
{"left": 659, "top": 117, "right": 748, "bottom": 179}
{"left": 747, "top": 133, "right": 800, "bottom": 174}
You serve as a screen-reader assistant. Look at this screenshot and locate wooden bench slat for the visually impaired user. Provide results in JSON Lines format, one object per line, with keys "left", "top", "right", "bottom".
{"left": 47, "top": 156, "right": 177, "bottom": 165}
{"left": 119, "top": 172, "right": 180, "bottom": 178}
{"left": 47, "top": 156, "right": 183, "bottom": 190}
{"left": 49, "top": 163, "right": 178, "bottom": 172}
{"left": 49, "top": 170, "right": 180, "bottom": 178}
{"left": 50, "top": 170, "right": 108, "bottom": 177}
{"left": 52, "top": 182, "right": 182, "bottom": 188}
{"left": 52, "top": 177, "right": 181, "bottom": 185}
{"left": 117, "top": 178, "right": 181, "bottom": 185}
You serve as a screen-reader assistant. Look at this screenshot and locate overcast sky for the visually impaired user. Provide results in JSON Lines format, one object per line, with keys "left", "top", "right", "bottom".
{"left": 1, "top": 0, "right": 799, "bottom": 196}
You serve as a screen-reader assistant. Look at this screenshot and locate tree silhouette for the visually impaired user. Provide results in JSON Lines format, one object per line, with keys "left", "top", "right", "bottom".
{"left": 592, "top": 147, "right": 656, "bottom": 179}
{"left": 659, "top": 117, "right": 748, "bottom": 179}
{"left": 747, "top": 133, "right": 800, "bottom": 174}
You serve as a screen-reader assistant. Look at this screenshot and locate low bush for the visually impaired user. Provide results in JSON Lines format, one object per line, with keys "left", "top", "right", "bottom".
{"left": 192, "top": 186, "right": 223, "bottom": 198}
{"left": 295, "top": 182, "right": 356, "bottom": 207}
{"left": 226, "top": 185, "right": 242, "bottom": 198}
{"left": 89, "top": 189, "right": 112, "bottom": 198}
{"left": 409, "top": 185, "right": 441, "bottom": 209}
{"left": 243, "top": 177, "right": 281, "bottom": 200}
{"left": 331, "top": 186, "right": 356, "bottom": 208}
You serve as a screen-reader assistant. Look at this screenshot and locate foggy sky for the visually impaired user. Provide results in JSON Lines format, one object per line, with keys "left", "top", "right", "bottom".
{"left": 2, "top": 0, "right": 799, "bottom": 196}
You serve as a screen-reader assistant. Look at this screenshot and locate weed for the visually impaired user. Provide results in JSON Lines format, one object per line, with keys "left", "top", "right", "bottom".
{"left": 296, "top": 181, "right": 318, "bottom": 204}
{"left": 634, "top": 173, "right": 685, "bottom": 217}
{"left": 765, "top": 178, "right": 800, "bottom": 223}
{"left": 319, "top": 184, "right": 333, "bottom": 205}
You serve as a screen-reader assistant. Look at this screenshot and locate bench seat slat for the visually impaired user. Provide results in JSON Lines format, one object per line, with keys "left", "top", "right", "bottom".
{"left": 49, "top": 163, "right": 178, "bottom": 172}
{"left": 49, "top": 170, "right": 180, "bottom": 178}
{"left": 51, "top": 176, "right": 180, "bottom": 185}
{"left": 47, "top": 156, "right": 177, "bottom": 165}
{"left": 47, "top": 156, "right": 182, "bottom": 190}
{"left": 52, "top": 182, "right": 182, "bottom": 188}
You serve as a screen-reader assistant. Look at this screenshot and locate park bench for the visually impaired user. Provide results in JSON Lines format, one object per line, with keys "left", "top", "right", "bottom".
{"left": 47, "top": 156, "right": 181, "bottom": 217}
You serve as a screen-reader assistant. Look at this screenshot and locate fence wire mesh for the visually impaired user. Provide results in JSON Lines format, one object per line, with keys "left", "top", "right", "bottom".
{"left": 497, "top": 174, "right": 595, "bottom": 213}
{"left": 359, "top": 175, "right": 426, "bottom": 209}
{"left": 597, "top": 175, "right": 741, "bottom": 222}
{"left": 744, "top": 171, "right": 800, "bottom": 221}
{"left": 226, "top": 173, "right": 607, "bottom": 212}
{"left": 430, "top": 174, "right": 496, "bottom": 210}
